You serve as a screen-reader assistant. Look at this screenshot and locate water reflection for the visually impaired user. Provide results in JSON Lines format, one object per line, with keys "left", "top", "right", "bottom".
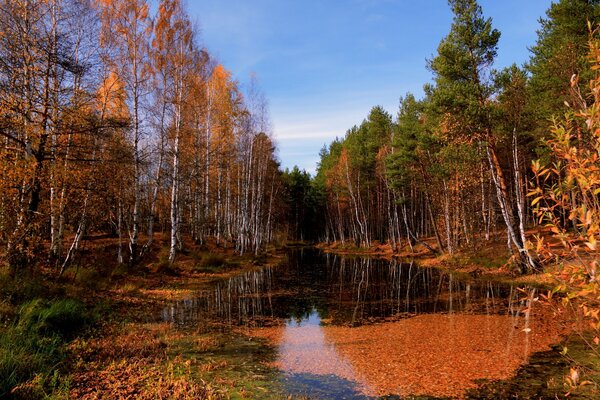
{"left": 162, "top": 249, "right": 569, "bottom": 398}
{"left": 275, "top": 308, "right": 370, "bottom": 399}
{"left": 278, "top": 308, "right": 357, "bottom": 381}
{"left": 250, "top": 292, "right": 564, "bottom": 398}
{"left": 162, "top": 248, "right": 533, "bottom": 327}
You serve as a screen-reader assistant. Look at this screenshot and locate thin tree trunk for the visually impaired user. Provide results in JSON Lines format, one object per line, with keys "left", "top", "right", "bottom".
{"left": 486, "top": 140, "right": 538, "bottom": 272}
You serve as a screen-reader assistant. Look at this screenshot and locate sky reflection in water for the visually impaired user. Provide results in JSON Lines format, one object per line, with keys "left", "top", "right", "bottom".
{"left": 162, "top": 249, "right": 569, "bottom": 398}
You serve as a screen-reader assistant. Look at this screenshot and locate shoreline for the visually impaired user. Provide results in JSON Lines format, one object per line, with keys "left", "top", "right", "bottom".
{"left": 2, "top": 240, "right": 595, "bottom": 399}
{"left": 315, "top": 240, "right": 558, "bottom": 288}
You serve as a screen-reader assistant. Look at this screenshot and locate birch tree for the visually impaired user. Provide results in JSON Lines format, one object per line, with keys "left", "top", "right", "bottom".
{"left": 97, "top": 0, "right": 151, "bottom": 266}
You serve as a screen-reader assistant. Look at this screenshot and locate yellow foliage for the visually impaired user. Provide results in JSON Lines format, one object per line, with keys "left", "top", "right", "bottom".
{"left": 97, "top": 70, "right": 129, "bottom": 120}
{"left": 532, "top": 24, "right": 600, "bottom": 365}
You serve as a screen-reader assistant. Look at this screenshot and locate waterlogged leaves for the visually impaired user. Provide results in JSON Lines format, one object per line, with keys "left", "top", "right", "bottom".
{"left": 249, "top": 308, "right": 567, "bottom": 398}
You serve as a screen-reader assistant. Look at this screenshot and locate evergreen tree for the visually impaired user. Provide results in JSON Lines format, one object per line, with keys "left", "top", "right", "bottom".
{"left": 427, "top": 0, "right": 538, "bottom": 271}
{"left": 282, "top": 167, "right": 316, "bottom": 241}
{"left": 527, "top": 0, "right": 600, "bottom": 133}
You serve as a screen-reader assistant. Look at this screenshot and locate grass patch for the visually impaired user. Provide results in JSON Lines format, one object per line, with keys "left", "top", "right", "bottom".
{"left": 120, "top": 282, "right": 142, "bottom": 293}
{"left": 0, "top": 326, "right": 62, "bottom": 396}
{"left": 445, "top": 252, "right": 508, "bottom": 270}
{"left": 192, "top": 253, "right": 228, "bottom": 273}
{"left": 62, "top": 267, "right": 107, "bottom": 291}
{"left": 0, "top": 269, "right": 97, "bottom": 397}
{"left": 0, "top": 298, "right": 94, "bottom": 397}
{"left": 17, "top": 299, "right": 93, "bottom": 340}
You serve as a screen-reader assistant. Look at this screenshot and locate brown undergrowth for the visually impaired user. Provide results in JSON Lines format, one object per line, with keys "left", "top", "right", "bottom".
{"left": 68, "top": 323, "right": 214, "bottom": 400}
{"left": 61, "top": 240, "right": 285, "bottom": 399}
{"left": 1, "top": 233, "right": 286, "bottom": 399}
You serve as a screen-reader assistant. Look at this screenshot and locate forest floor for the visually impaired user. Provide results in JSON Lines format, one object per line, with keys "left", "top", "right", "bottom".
{"left": 0, "top": 234, "right": 290, "bottom": 399}
{"left": 1, "top": 231, "right": 598, "bottom": 399}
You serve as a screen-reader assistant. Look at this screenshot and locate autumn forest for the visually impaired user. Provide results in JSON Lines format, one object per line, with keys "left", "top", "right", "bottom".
{"left": 1, "top": 0, "right": 600, "bottom": 399}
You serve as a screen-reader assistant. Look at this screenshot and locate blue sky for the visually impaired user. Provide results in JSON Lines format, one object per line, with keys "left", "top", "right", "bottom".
{"left": 187, "top": 0, "right": 553, "bottom": 175}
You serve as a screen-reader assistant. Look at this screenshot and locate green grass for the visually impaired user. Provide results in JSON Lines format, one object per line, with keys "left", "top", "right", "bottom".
{"left": 0, "top": 273, "right": 97, "bottom": 397}
{"left": 17, "top": 299, "right": 93, "bottom": 340}
{"left": 444, "top": 251, "right": 509, "bottom": 271}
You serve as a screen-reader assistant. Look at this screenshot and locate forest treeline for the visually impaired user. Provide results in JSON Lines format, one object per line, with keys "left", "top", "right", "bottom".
{"left": 0, "top": 0, "right": 291, "bottom": 275}
{"left": 295, "top": 0, "right": 600, "bottom": 273}
{"left": 2, "top": 0, "right": 600, "bottom": 278}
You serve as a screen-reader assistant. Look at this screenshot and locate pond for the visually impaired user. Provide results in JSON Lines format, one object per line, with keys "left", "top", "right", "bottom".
{"left": 162, "top": 248, "right": 574, "bottom": 399}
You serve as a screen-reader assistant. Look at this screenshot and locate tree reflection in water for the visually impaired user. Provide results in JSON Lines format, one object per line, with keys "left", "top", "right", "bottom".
{"left": 162, "top": 248, "right": 535, "bottom": 328}
{"left": 161, "top": 249, "right": 567, "bottom": 398}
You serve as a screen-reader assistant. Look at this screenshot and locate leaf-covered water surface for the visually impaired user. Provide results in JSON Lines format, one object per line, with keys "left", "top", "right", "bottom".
{"left": 163, "top": 249, "right": 576, "bottom": 398}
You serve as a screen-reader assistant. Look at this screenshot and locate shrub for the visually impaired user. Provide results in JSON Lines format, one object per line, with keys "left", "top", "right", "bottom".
{"left": 74, "top": 268, "right": 105, "bottom": 290}
{"left": 193, "top": 253, "right": 227, "bottom": 272}
{"left": 531, "top": 26, "right": 600, "bottom": 392}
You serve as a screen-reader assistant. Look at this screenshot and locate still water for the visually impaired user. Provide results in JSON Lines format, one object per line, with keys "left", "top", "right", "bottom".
{"left": 162, "top": 248, "right": 570, "bottom": 398}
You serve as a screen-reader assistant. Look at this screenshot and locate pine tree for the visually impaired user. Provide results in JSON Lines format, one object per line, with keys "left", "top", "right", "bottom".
{"left": 527, "top": 0, "right": 600, "bottom": 133}
{"left": 427, "top": 0, "right": 538, "bottom": 272}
